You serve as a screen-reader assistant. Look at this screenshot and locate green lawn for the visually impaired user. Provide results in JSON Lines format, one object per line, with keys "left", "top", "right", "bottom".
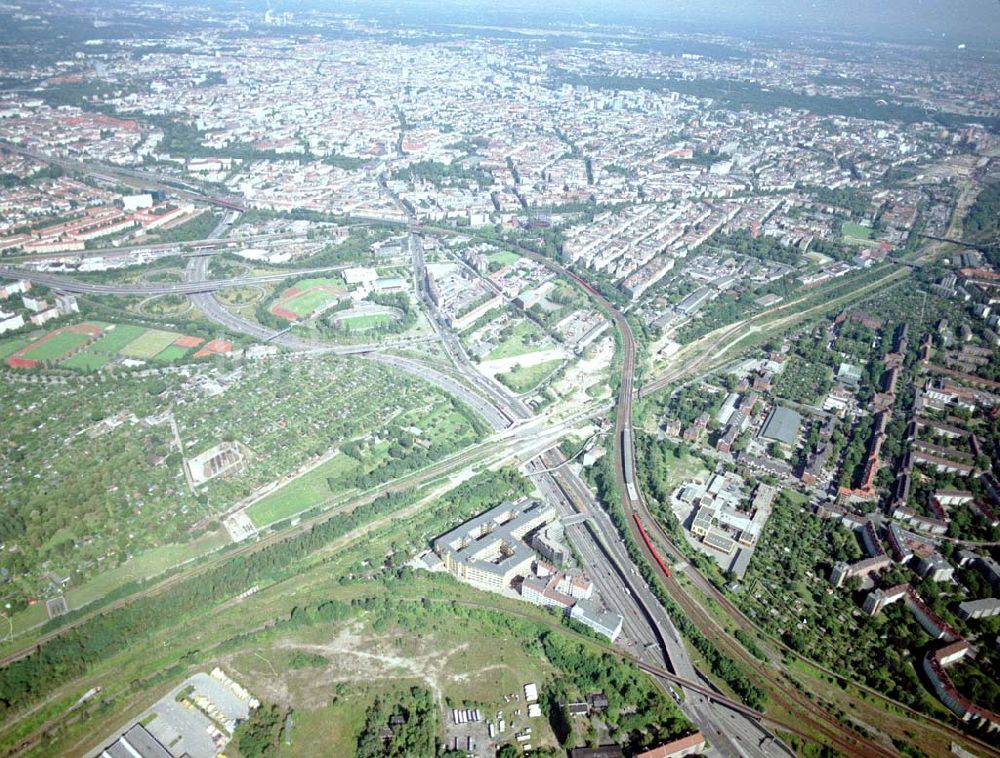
{"left": 336, "top": 313, "right": 392, "bottom": 331}
{"left": 660, "top": 451, "right": 710, "bottom": 494}
{"left": 55, "top": 324, "right": 158, "bottom": 370}
{"left": 152, "top": 344, "right": 190, "bottom": 362}
{"left": 285, "top": 289, "right": 340, "bottom": 318}
{"left": 487, "top": 250, "right": 522, "bottom": 267}
{"left": 486, "top": 320, "right": 548, "bottom": 360}
{"left": 9, "top": 602, "right": 48, "bottom": 636}
{"left": 0, "top": 338, "right": 28, "bottom": 360}
{"left": 65, "top": 530, "right": 230, "bottom": 610}
{"left": 85, "top": 324, "right": 147, "bottom": 353}
{"left": 58, "top": 350, "right": 111, "bottom": 371}
{"left": 496, "top": 358, "right": 562, "bottom": 393}
{"left": 119, "top": 329, "right": 182, "bottom": 359}
{"left": 22, "top": 330, "right": 93, "bottom": 361}
{"left": 842, "top": 222, "right": 874, "bottom": 245}
{"left": 291, "top": 277, "right": 344, "bottom": 291}
{"left": 247, "top": 453, "right": 360, "bottom": 527}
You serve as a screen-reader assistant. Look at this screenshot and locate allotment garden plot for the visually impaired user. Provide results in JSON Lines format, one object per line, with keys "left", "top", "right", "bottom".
{"left": 0, "top": 355, "right": 483, "bottom": 628}
{"left": 175, "top": 355, "right": 486, "bottom": 525}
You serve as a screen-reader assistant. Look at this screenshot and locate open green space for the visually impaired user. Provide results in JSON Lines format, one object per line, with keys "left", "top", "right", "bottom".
{"left": 247, "top": 453, "right": 360, "bottom": 527}
{"left": 284, "top": 289, "right": 340, "bottom": 318}
{"left": 292, "top": 277, "right": 345, "bottom": 292}
{"left": 487, "top": 250, "right": 522, "bottom": 267}
{"left": 274, "top": 277, "right": 346, "bottom": 319}
{"left": 53, "top": 325, "right": 167, "bottom": 370}
{"left": 58, "top": 350, "right": 111, "bottom": 371}
{"left": 335, "top": 312, "right": 393, "bottom": 331}
{"left": 485, "top": 319, "right": 549, "bottom": 361}
{"left": 152, "top": 344, "right": 190, "bottom": 362}
{"left": 119, "top": 329, "right": 183, "bottom": 359}
{"left": 0, "top": 465, "right": 691, "bottom": 758}
{"left": 65, "top": 530, "right": 230, "bottom": 610}
{"left": 0, "top": 355, "right": 484, "bottom": 620}
{"left": 842, "top": 222, "right": 874, "bottom": 245}
{"left": 0, "top": 338, "right": 28, "bottom": 360}
{"left": 82, "top": 324, "right": 148, "bottom": 353}
{"left": 21, "top": 329, "right": 92, "bottom": 361}
{"left": 497, "top": 359, "right": 562, "bottom": 393}
{"left": 8, "top": 602, "right": 48, "bottom": 637}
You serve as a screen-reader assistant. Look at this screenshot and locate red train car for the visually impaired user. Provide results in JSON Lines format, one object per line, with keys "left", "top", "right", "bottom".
{"left": 633, "top": 513, "right": 671, "bottom": 578}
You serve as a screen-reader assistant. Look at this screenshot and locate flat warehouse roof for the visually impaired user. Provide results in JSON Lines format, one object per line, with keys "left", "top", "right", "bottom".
{"left": 761, "top": 405, "right": 802, "bottom": 445}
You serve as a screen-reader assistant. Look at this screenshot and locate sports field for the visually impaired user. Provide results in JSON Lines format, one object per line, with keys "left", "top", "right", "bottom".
{"left": 21, "top": 329, "right": 93, "bottom": 361}
{"left": 842, "top": 222, "right": 874, "bottom": 246}
{"left": 337, "top": 313, "right": 393, "bottom": 330}
{"left": 5, "top": 322, "right": 209, "bottom": 371}
{"left": 59, "top": 351, "right": 112, "bottom": 371}
{"left": 0, "top": 338, "right": 28, "bottom": 360}
{"left": 119, "top": 329, "right": 184, "bottom": 359}
{"left": 270, "top": 277, "right": 345, "bottom": 320}
{"left": 88, "top": 324, "right": 147, "bottom": 352}
{"left": 487, "top": 250, "right": 521, "bottom": 267}
{"left": 153, "top": 344, "right": 190, "bottom": 362}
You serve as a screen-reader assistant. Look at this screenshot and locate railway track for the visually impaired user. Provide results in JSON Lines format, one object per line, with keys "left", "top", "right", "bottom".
{"left": 631, "top": 508, "right": 897, "bottom": 757}
{"left": 0, "top": 441, "right": 497, "bottom": 668}
{"left": 477, "top": 236, "right": 890, "bottom": 752}
{"left": 635, "top": 505, "right": 1000, "bottom": 758}
{"left": 502, "top": 241, "right": 927, "bottom": 754}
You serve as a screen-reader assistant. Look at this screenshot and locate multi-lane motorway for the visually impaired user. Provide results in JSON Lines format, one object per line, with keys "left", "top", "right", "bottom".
{"left": 9, "top": 214, "right": 780, "bottom": 753}
{"left": 406, "top": 233, "right": 776, "bottom": 755}
{"left": 0, "top": 265, "right": 349, "bottom": 296}
{"left": 8, "top": 140, "right": 994, "bottom": 758}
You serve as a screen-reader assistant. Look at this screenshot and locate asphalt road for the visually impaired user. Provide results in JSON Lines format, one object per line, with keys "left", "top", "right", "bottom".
{"left": 0, "top": 265, "right": 348, "bottom": 296}
{"left": 11, "top": 195, "right": 775, "bottom": 752}
{"left": 405, "top": 234, "right": 773, "bottom": 755}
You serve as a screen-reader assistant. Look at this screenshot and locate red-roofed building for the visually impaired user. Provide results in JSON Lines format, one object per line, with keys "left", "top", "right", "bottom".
{"left": 635, "top": 732, "right": 706, "bottom": 758}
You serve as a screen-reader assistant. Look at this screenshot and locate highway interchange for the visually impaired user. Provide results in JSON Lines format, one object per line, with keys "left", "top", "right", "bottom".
{"left": 29, "top": 210, "right": 781, "bottom": 755}
{"left": 7, "top": 160, "right": 994, "bottom": 756}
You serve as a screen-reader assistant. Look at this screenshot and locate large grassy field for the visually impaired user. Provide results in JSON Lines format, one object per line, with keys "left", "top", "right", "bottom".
{"left": 487, "top": 250, "right": 522, "bottom": 267}
{"left": 0, "top": 338, "right": 28, "bottom": 360}
{"left": 36, "top": 324, "right": 195, "bottom": 370}
{"left": 497, "top": 359, "right": 562, "bottom": 393}
{"left": 335, "top": 313, "right": 393, "bottom": 331}
{"left": 276, "top": 278, "right": 345, "bottom": 319}
{"left": 486, "top": 320, "right": 548, "bottom": 361}
{"left": 21, "top": 329, "right": 92, "bottom": 361}
{"left": 152, "top": 344, "right": 191, "bottom": 362}
{"left": 65, "top": 530, "right": 230, "bottom": 610}
{"left": 285, "top": 289, "right": 338, "bottom": 317}
{"left": 842, "top": 222, "right": 874, "bottom": 246}
{"left": 119, "top": 329, "right": 183, "bottom": 359}
{"left": 58, "top": 351, "right": 110, "bottom": 371}
{"left": 247, "top": 453, "right": 361, "bottom": 527}
{"left": 86, "top": 324, "right": 148, "bottom": 353}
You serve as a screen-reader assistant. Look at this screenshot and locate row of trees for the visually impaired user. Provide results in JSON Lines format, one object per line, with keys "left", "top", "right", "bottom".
{"left": 356, "top": 687, "right": 437, "bottom": 758}
{"left": 0, "top": 464, "right": 533, "bottom": 719}
{"left": 588, "top": 440, "right": 768, "bottom": 711}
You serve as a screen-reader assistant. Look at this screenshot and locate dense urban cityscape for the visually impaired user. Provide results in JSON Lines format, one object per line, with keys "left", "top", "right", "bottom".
{"left": 0, "top": 1, "right": 999, "bottom": 756}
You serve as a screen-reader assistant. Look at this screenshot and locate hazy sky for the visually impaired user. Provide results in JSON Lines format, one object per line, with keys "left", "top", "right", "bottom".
{"left": 311, "top": 0, "right": 1000, "bottom": 45}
